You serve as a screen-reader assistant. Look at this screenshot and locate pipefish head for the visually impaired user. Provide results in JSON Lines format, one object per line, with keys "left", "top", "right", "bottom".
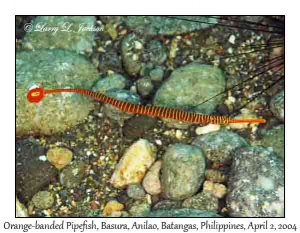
{"left": 27, "top": 87, "right": 45, "bottom": 103}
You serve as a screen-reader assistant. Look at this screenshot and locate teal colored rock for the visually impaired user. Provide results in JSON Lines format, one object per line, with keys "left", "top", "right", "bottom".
{"left": 148, "top": 208, "right": 221, "bottom": 217}
{"left": 192, "top": 129, "right": 249, "bottom": 163}
{"left": 227, "top": 146, "right": 284, "bottom": 217}
{"left": 23, "top": 16, "right": 96, "bottom": 53}
{"left": 59, "top": 161, "right": 86, "bottom": 188}
{"left": 16, "top": 49, "right": 98, "bottom": 136}
{"left": 103, "top": 89, "right": 141, "bottom": 126}
{"left": 92, "top": 73, "right": 127, "bottom": 93}
{"left": 161, "top": 143, "right": 206, "bottom": 200}
{"left": 124, "top": 16, "right": 219, "bottom": 35}
{"left": 154, "top": 63, "right": 226, "bottom": 115}
{"left": 258, "top": 125, "right": 284, "bottom": 159}
{"left": 270, "top": 91, "right": 284, "bottom": 121}
{"left": 182, "top": 192, "right": 219, "bottom": 212}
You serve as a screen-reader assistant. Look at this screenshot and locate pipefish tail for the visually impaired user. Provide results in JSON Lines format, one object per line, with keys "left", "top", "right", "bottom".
{"left": 27, "top": 87, "right": 266, "bottom": 125}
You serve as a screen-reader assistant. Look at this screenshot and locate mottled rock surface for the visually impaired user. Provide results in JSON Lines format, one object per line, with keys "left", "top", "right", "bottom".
{"left": 16, "top": 49, "right": 98, "bottom": 136}
{"left": 161, "top": 144, "right": 206, "bottom": 200}
{"left": 226, "top": 147, "right": 284, "bottom": 217}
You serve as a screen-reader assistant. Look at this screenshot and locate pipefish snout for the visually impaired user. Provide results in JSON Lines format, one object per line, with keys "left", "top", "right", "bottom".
{"left": 27, "top": 87, "right": 266, "bottom": 125}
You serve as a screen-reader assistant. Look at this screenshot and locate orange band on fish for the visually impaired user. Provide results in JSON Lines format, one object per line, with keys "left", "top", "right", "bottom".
{"left": 27, "top": 87, "right": 266, "bottom": 125}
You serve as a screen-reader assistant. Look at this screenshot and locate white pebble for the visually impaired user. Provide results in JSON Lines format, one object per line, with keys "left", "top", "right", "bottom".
{"left": 134, "top": 41, "right": 143, "bottom": 50}
{"left": 38, "top": 155, "right": 47, "bottom": 161}
{"left": 175, "top": 130, "right": 183, "bottom": 139}
{"left": 228, "top": 35, "right": 236, "bottom": 44}
{"left": 155, "top": 139, "right": 162, "bottom": 146}
{"left": 195, "top": 124, "right": 221, "bottom": 135}
{"left": 227, "top": 47, "right": 233, "bottom": 54}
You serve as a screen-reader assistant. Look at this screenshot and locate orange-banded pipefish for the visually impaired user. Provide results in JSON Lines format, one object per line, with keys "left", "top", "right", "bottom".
{"left": 27, "top": 87, "right": 266, "bottom": 125}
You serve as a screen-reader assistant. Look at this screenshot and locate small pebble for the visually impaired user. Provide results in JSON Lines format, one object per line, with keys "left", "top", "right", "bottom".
{"left": 195, "top": 124, "right": 220, "bottom": 135}
{"left": 32, "top": 191, "right": 55, "bottom": 209}
{"left": 47, "top": 147, "right": 73, "bottom": 169}
{"left": 228, "top": 35, "right": 236, "bottom": 44}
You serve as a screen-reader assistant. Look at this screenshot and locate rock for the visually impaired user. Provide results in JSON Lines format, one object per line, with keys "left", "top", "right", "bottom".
{"left": 154, "top": 64, "right": 225, "bottom": 115}
{"left": 123, "top": 16, "right": 218, "bottom": 35}
{"left": 147, "top": 208, "right": 221, "bottom": 217}
{"left": 152, "top": 200, "right": 181, "bottom": 210}
{"left": 205, "top": 169, "right": 226, "bottom": 183}
{"left": 46, "top": 147, "right": 73, "bottom": 169}
{"left": 92, "top": 73, "right": 127, "bottom": 93}
{"left": 203, "top": 181, "right": 227, "bottom": 199}
{"left": 258, "top": 125, "right": 284, "bottom": 159}
{"left": 98, "top": 48, "right": 123, "bottom": 74}
{"left": 195, "top": 124, "right": 221, "bottom": 135}
{"left": 16, "top": 197, "right": 28, "bottom": 217}
{"left": 110, "top": 139, "right": 157, "bottom": 189}
{"left": 161, "top": 144, "right": 206, "bottom": 200}
{"left": 23, "top": 16, "right": 96, "bottom": 54}
{"left": 59, "top": 161, "right": 86, "bottom": 188}
{"left": 144, "top": 40, "right": 167, "bottom": 65}
{"left": 127, "top": 184, "right": 146, "bottom": 200}
{"left": 129, "top": 203, "right": 151, "bottom": 217}
{"left": 142, "top": 160, "right": 162, "bottom": 195}
{"left": 136, "top": 77, "right": 154, "bottom": 97}
{"left": 226, "top": 146, "right": 284, "bottom": 217}
{"left": 192, "top": 129, "right": 248, "bottom": 163}
{"left": 150, "top": 66, "right": 165, "bottom": 82}
{"left": 16, "top": 49, "right": 98, "bottom": 136}
{"left": 121, "top": 33, "right": 144, "bottom": 76}
{"left": 182, "top": 192, "right": 219, "bottom": 212}
{"left": 32, "top": 191, "right": 55, "bottom": 209}
{"left": 16, "top": 139, "right": 58, "bottom": 203}
{"left": 103, "top": 89, "right": 141, "bottom": 126}
{"left": 103, "top": 200, "right": 124, "bottom": 217}
{"left": 123, "top": 115, "right": 157, "bottom": 140}
{"left": 270, "top": 91, "right": 284, "bottom": 121}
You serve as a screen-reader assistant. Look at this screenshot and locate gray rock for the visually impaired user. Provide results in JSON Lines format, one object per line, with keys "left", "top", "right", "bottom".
{"left": 129, "top": 203, "right": 151, "bottom": 217}
{"left": 270, "top": 91, "right": 284, "bottom": 121}
{"left": 59, "top": 161, "right": 86, "bottom": 188}
{"left": 150, "top": 67, "right": 165, "bottom": 82}
{"left": 147, "top": 208, "right": 221, "bottom": 217}
{"left": 23, "top": 16, "right": 96, "bottom": 54}
{"left": 121, "top": 33, "right": 144, "bottom": 76}
{"left": 259, "top": 125, "right": 284, "bottom": 159}
{"left": 32, "top": 191, "right": 55, "bottom": 209}
{"left": 92, "top": 73, "right": 127, "bottom": 93}
{"left": 192, "top": 129, "right": 248, "bottom": 163}
{"left": 152, "top": 200, "right": 181, "bottom": 210}
{"left": 123, "top": 115, "right": 157, "bottom": 140}
{"left": 145, "top": 40, "right": 167, "bottom": 65}
{"left": 16, "top": 139, "right": 58, "bottom": 203}
{"left": 136, "top": 77, "right": 154, "bottom": 97}
{"left": 161, "top": 144, "right": 206, "bottom": 200}
{"left": 127, "top": 184, "right": 146, "bottom": 200}
{"left": 16, "top": 49, "right": 98, "bottom": 136}
{"left": 182, "top": 192, "right": 219, "bottom": 212}
{"left": 123, "top": 16, "right": 218, "bottom": 35}
{"left": 154, "top": 63, "right": 226, "bottom": 115}
{"left": 103, "top": 89, "right": 141, "bottom": 126}
{"left": 226, "top": 146, "right": 284, "bottom": 217}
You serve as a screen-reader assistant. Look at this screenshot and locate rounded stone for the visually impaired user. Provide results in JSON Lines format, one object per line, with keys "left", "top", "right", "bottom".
{"left": 47, "top": 147, "right": 73, "bottom": 169}
{"left": 32, "top": 191, "right": 55, "bottom": 209}
{"left": 270, "top": 91, "right": 284, "bottom": 121}
{"left": 127, "top": 184, "right": 146, "bottom": 200}
{"left": 161, "top": 143, "right": 206, "bottom": 200}
{"left": 16, "top": 49, "right": 98, "bottom": 136}
{"left": 154, "top": 63, "right": 225, "bottom": 115}
{"left": 110, "top": 139, "right": 157, "bottom": 189}
{"left": 192, "top": 129, "right": 248, "bottom": 163}
{"left": 59, "top": 161, "right": 86, "bottom": 188}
